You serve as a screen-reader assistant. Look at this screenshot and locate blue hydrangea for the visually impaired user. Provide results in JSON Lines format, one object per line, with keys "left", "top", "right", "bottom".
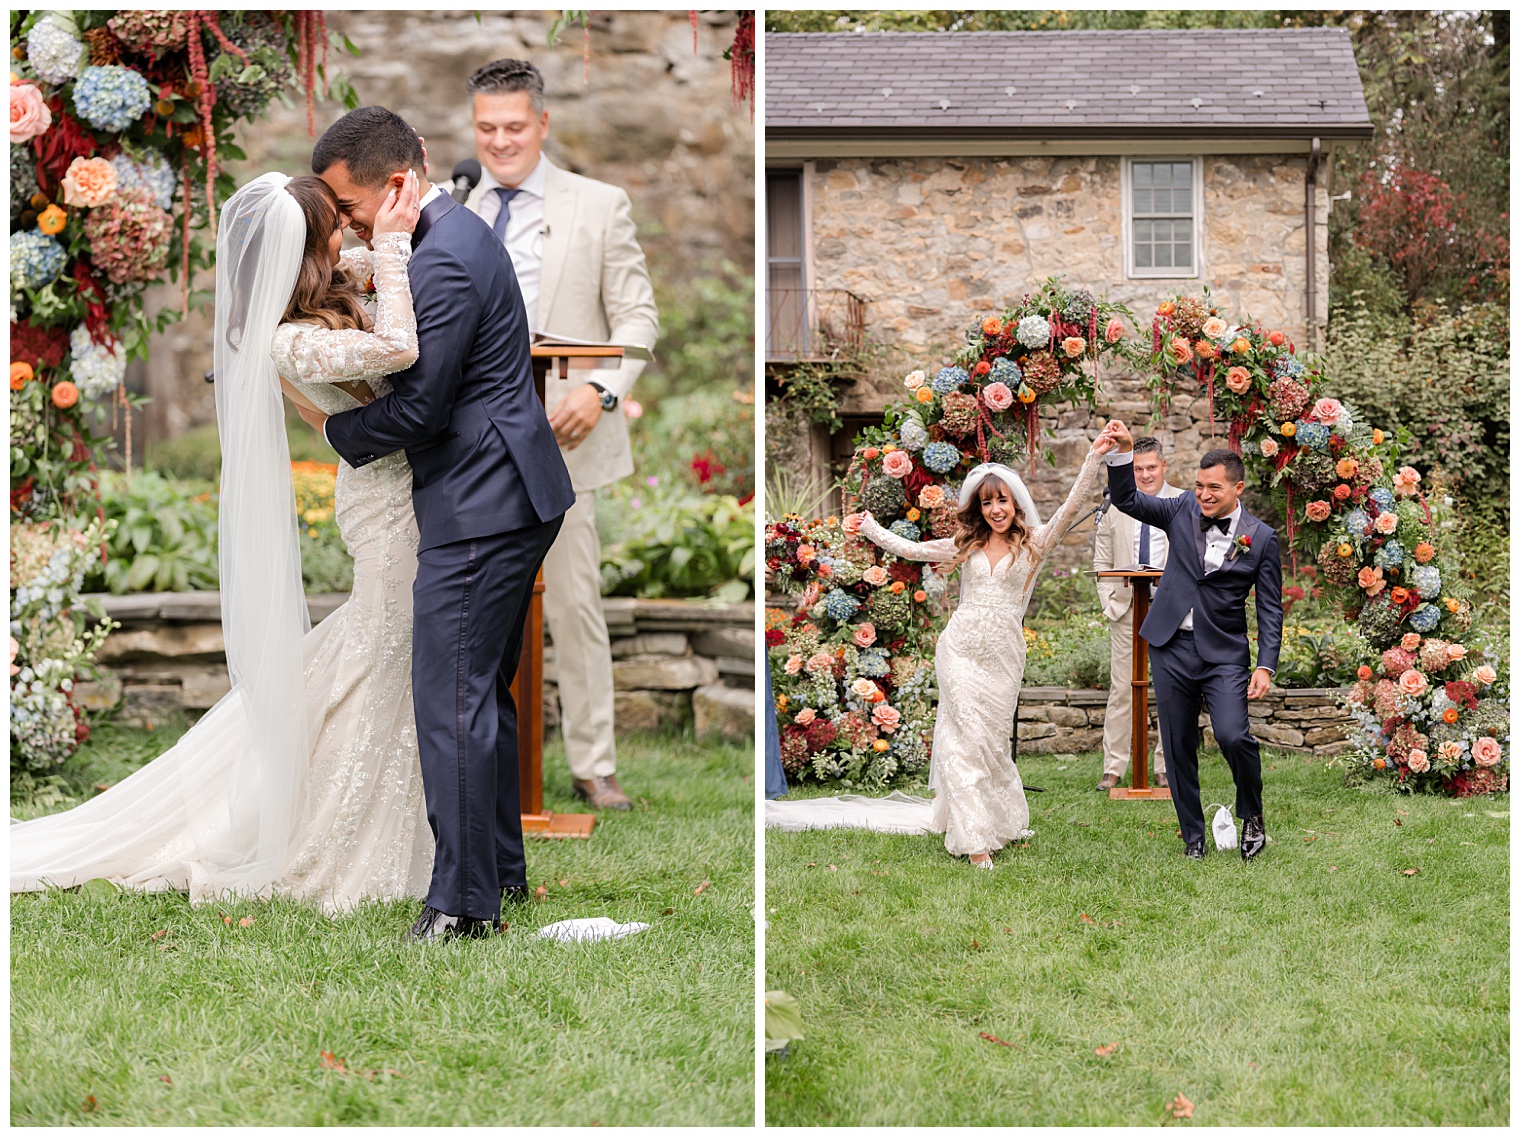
{"left": 931, "top": 366, "right": 968, "bottom": 395}
{"left": 990, "top": 357, "right": 1022, "bottom": 386}
{"left": 1016, "top": 314, "right": 1051, "bottom": 349}
{"left": 69, "top": 326, "right": 126, "bottom": 399}
{"left": 109, "top": 152, "right": 176, "bottom": 211}
{"left": 922, "top": 570, "right": 948, "bottom": 599}
{"left": 823, "top": 588, "right": 860, "bottom": 622}
{"left": 922, "top": 441, "right": 960, "bottom": 474}
{"left": 1369, "top": 487, "right": 1394, "bottom": 511}
{"left": 1343, "top": 509, "right": 1370, "bottom": 538}
{"left": 889, "top": 519, "right": 921, "bottom": 542}
{"left": 1272, "top": 354, "right": 1306, "bottom": 380}
{"left": 27, "top": 15, "right": 85, "bottom": 85}
{"left": 10, "top": 230, "right": 67, "bottom": 290}
{"left": 897, "top": 416, "right": 927, "bottom": 451}
{"left": 856, "top": 649, "right": 890, "bottom": 678}
{"left": 1408, "top": 564, "right": 1441, "bottom": 597}
{"left": 1373, "top": 540, "right": 1404, "bottom": 569}
{"left": 1406, "top": 604, "right": 1441, "bottom": 633}
{"left": 1294, "top": 421, "right": 1331, "bottom": 451}
{"left": 73, "top": 66, "right": 152, "bottom": 132}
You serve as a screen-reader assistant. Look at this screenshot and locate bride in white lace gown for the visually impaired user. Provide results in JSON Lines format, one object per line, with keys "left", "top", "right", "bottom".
{"left": 12, "top": 172, "right": 434, "bottom": 913}
{"left": 845, "top": 439, "right": 1109, "bottom": 867}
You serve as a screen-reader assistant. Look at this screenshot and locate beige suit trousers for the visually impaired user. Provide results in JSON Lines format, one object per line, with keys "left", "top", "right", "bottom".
{"left": 1102, "top": 607, "right": 1166, "bottom": 780}
{"left": 541, "top": 491, "right": 617, "bottom": 780}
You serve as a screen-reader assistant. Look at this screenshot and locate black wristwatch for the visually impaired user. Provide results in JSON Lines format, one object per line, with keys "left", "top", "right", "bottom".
{"left": 589, "top": 381, "right": 618, "bottom": 412}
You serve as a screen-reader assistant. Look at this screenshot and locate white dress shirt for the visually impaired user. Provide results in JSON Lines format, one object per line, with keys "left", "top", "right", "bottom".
{"left": 474, "top": 156, "right": 548, "bottom": 331}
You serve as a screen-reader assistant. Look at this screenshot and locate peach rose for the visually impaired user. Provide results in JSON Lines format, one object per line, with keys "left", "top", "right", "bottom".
{"left": 1104, "top": 317, "right": 1125, "bottom": 344}
{"left": 794, "top": 707, "right": 816, "bottom": 726}
{"left": 1358, "top": 566, "right": 1386, "bottom": 596}
{"left": 1168, "top": 337, "right": 1193, "bottom": 365}
{"left": 852, "top": 622, "right": 877, "bottom": 648}
{"left": 872, "top": 703, "right": 902, "bottom": 732}
{"left": 1313, "top": 397, "right": 1343, "bottom": 424}
{"left": 1448, "top": 644, "right": 1466, "bottom": 660}
{"left": 1473, "top": 737, "right": 1502, "bottom": 768}
{"left": 1225, "top": 366, "right": 1251, "bottom": 394}
{"left": 903, "top": 370, "right": 925, "bottom": 390}
{"left": 863, "top": 565, "right": 890, "bottom": 587}
{"left": 982, "top": 381, "right": 1013, "bottom": 411}
{"left": 801, "top": 582, "right": 820, "bottom": 608}
{"left": 1305, "top": 500, "right": 1331, "bottom": 523}
{"left": 1062, "top": 336, "right": 1086, "bottom": 358}
{"left": 1406, "top": 749, "right": 1430, "bottom": 773}
{"left": 1202, "top": 317, "right": 1228, "bottom": 339}
{"left": 918, "top": 485, "right": 945, "bottom": 509}
{"left": 784, "top": 654, "right": 803, "bottom": 676}
{"left": 1260, "top": 438, "right": 1279, "bottom": 458}
{"left": 882, "top": 450, "right": 913, "bottom": 479}
{"left": 1397, "top": 669, "right": 1428, "bottom": 697}
{"left": 805, "top": 651, "right": 834, "bottom": 674}
{"left": 842, "top": 513, "right": 864, "bottom": 535}
{"left": 1401, "top": 633, "right": 1422, "bottom": 651}
{"left": 1374, "top": 512, "right": 1399, "bottom": 535}
{"left": 850, "top": 677, "right": 878, "bottom": 701}
{"left": 61, "top": 156, "right": 118, "bottom": 208}
{"left": 1473, "top": 665, "right": 1497, "bottom": 686}
{"left": 10, "top": 82, "right": 51, "bottom": 144}
{"left": 1393, "top": 466, "right": 1422, "bottom": 497}
{"left": 1441, "top": 740, "right": 1464, "bottom": 763}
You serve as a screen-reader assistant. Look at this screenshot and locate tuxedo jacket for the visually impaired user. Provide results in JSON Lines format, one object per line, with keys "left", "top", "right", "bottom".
{"left": 1093, "top": 478, "right": 1186, "bottom": 621}
{"left": 1108, "top": 457, "right": 1283, "bottom": 673}
{"left": 324, "top": 193, "right": 575, "bottom": 551}
{"left": 465, "top": 158, "right": 659, "bottom": 493}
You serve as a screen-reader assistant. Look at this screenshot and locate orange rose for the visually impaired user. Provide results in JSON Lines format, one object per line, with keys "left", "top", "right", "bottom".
{"left": 1336, "top": 543, "right": 1352, "bottom": 558}
{"left": 1357, "top": 566, "right": 1385, "bottom": 596}
{"left": 872, "top": 739, "right": 890, "bottom": 753}
{"left": 1168, "top": 337, "right": 1193, "bottom": 365}
{"left": 1373, "top": 757, "right": 1386, "bottom": 770}
{"left": 1158, "top": 301, "right": 1175, "bottom": 317}
{"left": 1017, "top": 383, "right": 1036, "bottom": 404}
{"left": 1444, "top": 598, "right": 1460, "bottom": 613}
{"left": 10, "top": 361, "right": 34, "bottom": 390}
{"left": 1305, "top": 500, "right": 1331, "bottom": 522}
{"left": 982, "top": 316, "right": 1003, "bottom": 336}
{"left": 50, "top": 380, "right": 79, "bottom": 408}
{"left": 60, "top": 156, "right": 118, "bottom": 208}
{"left": 916, "top": 387, "right": 934, "bottom": 404}
{"left": 36, "top": 204, "right": 66, "bottom": 235}
{"left": 1372, "top": 429, "right": 1384, "bottom": 445}
{"left": 1390, "top": 587, "right": 1409, "bottom": 604}
{"left": 890, "top": 581, "right": 906, "bottom": 594}
{"left": 1231, "top": 337, "right": 1251, "bottom": 354}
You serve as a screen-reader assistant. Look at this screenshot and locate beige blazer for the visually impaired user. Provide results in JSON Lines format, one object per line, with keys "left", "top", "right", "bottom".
{"left": 1093, "top": 479, "right": 1187, "bottom": 621}
{"left": 465, "top": 158, "right": 659, "bottom": 492}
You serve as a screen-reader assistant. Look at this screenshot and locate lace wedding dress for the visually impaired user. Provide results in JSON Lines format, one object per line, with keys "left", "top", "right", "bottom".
{"left": 11, "top": 233, "right": 433, "bottom": 913}
{"left": 767, "top": 449, "right": 1102, "bottom": 858}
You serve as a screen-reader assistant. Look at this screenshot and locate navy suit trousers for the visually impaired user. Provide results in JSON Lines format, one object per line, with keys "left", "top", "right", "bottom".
{"left": 1149, "top": 631, "right": 1264, "bottom": 845}
{"left": 412, "top": 516, "right": 562, "bottom": 920}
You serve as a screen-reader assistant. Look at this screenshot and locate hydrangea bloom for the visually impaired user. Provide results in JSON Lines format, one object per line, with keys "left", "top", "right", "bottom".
{"left": 26, "top": 15, "right": 86, "bottom": 85}
{"left": 922, "top": 441, "right": 960, "bottom": 474}
{"left": 68, "top": 326, "right": 127, "bottom": 399}
{"left": 1369, "top": 487, "right": 1395, "bottom": 511}
{"left": 83, "top": 188, "right": 173, "bottom": 283}
{"left": 11, "top": 147, "right": 39, "bottom": 217}
{"left": 823, "top": 588, "right": 860, "bottom": 622}
{"left": 1343, "top": 509, "right": 1370, "bottom": 538}
{"left": 897, "top": 416, "right": 927, "bottom": 451}
{"left": 856, "top": 648, "right": 890, "bottom": 678}
{"left": 1293, "top": 421, "right": 1331, "bottom": 451}
{"left": 1373, "top": 540, "right": 1404, "bottom": 569}
{"left": 989, "top": 357, "right": 1022, "bottom": 386}
{"left": 73, "top": 66, "right": 152, "bottom": 133}
{"left": 931, "top": 366, "right": 968, "bottom": 395}
{"left": 889, "top": 519, "right": 921, "bottom": 542}
{"left": 1272, "top": 354, "right": 1306, "bottom": 381}
{"left": 10, "top": 230, "right": 67, "bottom": 290}
{"left": 1408, "top": 564, "right": 1441, "bottom": 597}
{"left": 1406, "top": 604, "right": 1441, "bottom": 633}
{"left": 1061, "top": 289, "right": 1096, "bottom": 324}
{"left": 922, "top": 569, "right": 948, "bottom": 599}
{"left": 109, "top": 152, "right": 177, "bottom": 211}
{"left": 1016, "top": 314, "right": 1051, "bottom": 350}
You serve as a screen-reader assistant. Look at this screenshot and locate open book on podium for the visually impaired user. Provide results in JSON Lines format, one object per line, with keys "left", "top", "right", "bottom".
{"left": 531, "top": 332, "right": 652, "bottom": 368}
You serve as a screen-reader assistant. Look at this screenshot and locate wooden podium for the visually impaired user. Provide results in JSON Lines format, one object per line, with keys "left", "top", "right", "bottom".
{"left": 513, "top": 344, "right": 626, "bottom": 839}
{"left": 1095, "top": 569, "right": 1171, "bottom": 801}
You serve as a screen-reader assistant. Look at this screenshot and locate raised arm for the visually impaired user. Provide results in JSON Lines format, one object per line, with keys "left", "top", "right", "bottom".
{"left": 850, "top": 511, "right": 957, "bottom": 563}
{"left": 270, "top": 232, "right": 418, "bottom": 384}
{"left": 1031, "top": 446, "right": 1103, "bottom": 560}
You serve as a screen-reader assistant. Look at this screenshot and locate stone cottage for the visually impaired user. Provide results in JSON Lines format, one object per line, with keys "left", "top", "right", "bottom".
{"left": 765, "top": 28, "right": 1373, "bottom": 560}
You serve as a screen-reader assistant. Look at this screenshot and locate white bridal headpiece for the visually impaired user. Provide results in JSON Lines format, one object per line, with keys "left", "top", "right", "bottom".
{"left": 956, "top": 462, "right": 1041, "bottom": 528}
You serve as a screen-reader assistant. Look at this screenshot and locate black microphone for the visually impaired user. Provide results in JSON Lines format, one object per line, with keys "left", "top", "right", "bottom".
{"left": 1096, "top": 485, "right": 1112, "bottom": 517}
{"left": 450, "top": 158, "right": 481, "bottom": 203}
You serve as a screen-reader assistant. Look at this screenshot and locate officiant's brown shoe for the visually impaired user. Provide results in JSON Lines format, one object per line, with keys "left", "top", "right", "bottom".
{"left": 1096, "top": 774, "right": 1120, "bottom": 791}
{"left": 573, "top": 775, "right": 633, "bottom": 811}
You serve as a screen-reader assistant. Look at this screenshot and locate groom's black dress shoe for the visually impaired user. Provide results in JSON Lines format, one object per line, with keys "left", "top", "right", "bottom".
{"left": 1183, "top": 839, "right": 1206, "bottom": 860}
{"left": 408, "top": 905, "right": 495, "bottom": 944}
{"left": 1240, "top": 814, "right": 1267, "bottom": 860}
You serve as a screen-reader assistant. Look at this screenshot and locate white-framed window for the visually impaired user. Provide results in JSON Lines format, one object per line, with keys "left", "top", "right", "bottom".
{"left": 1123, "top": 158, "right": 1202, "bottom": 279}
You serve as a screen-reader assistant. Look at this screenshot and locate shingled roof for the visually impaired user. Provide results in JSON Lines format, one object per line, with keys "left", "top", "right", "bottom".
{"left": 767, "top": 29, "right": 1373, "bottom": 141}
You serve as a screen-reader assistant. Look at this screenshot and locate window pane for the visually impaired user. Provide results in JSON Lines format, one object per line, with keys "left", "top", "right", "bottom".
{"left": 1173, "top": 238, "right": 1192, "bottom": 270}
{"left": 766, "top": 171, "right": 803, "bottom": 260}
{"left": 1133, "top": 187, "right": 1152, "bottom": 213}
{"left": 1134, "top": 219, "right": 1151, "bottom": 242}
{"left": 1134, "top": 163, "right": 1152, "bottom": 188}
{"left": 1135, "top": 240, "right": 1152, "bottom": 268}
{"left": 1154, "top": 240, "right": 1172, "bottom": 268}
{"left": 1173, "top": 162, "right": 1192, "bottom": 189}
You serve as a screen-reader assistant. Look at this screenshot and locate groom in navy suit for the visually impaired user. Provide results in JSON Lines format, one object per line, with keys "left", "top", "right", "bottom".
{"left": 302, "top": 107, "right": 575, "bottom": 939}
{"left": 1101, "top": 420, "right": 1283, "bottom": 861}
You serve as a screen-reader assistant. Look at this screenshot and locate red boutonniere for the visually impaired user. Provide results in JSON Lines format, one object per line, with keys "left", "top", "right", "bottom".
{"left": 1229, "top": 533, "right": 1252, "bottom": 562}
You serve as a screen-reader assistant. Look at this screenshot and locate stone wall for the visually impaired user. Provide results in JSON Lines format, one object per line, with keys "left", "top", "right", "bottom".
{"left": 790, "top": 151, "right": 1330, "bottom": 572}
{"left": 81, "top": 592, "right": 754, "bottom": 743}
{"left": 131, "top": 9, "right": 755, "bottom": 449}
{"left": 1014, "top": 685, "right": 1355, "bottom": 758}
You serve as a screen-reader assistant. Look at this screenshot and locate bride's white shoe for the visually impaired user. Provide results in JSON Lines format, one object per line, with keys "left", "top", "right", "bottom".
{"left": 969, "top": 854, "right": 994, "bottom": 870}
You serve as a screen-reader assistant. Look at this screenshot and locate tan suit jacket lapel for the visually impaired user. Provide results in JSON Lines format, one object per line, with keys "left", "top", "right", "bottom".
{"left": 538, "top": 159, "right": 577, "bottom": 329}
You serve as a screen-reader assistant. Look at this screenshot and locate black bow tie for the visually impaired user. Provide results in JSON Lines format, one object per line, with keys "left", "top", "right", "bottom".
{"left": 1201, "top": 514, "right": 1231, "bottom": 534}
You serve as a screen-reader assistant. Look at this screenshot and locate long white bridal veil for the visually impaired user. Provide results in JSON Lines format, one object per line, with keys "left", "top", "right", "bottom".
{"left": 207, "top": 171, "right": 310, "bottom": 891}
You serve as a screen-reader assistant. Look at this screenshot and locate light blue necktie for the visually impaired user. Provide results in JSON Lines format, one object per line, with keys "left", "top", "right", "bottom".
{"left": 490, "top": 186, "right": 520, "bottom": 243}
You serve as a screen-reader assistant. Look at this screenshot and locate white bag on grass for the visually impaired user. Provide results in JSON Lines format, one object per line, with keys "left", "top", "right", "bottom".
{"left": 1208, "top": 803, "right": 1238, "bottom": 851}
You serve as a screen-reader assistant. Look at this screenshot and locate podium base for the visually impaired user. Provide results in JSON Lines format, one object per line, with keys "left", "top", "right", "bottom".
{"left": 521, "top": 811, "right": 596, "bottom": 839}
{"left": 1109, "top": 786, "right": 1172, "bottom": 801}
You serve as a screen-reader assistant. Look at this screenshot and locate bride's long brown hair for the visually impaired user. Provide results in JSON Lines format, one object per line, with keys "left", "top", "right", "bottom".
{"left": 944, "top": 475, "right": 1034, "bottom": 573}
{"left": 281, "top": 176, "right": 371, "bottom": 331}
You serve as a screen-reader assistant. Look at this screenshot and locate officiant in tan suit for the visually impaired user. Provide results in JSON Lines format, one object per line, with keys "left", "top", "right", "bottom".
{"left": 463, "top": 58, "right": 660, "bottom": 811}
{"left": 1092, "top": 435, "right": 1184, "bottom": 791}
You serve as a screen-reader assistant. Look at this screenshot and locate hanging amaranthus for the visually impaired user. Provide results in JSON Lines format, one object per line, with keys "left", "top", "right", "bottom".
{"left": 726, "top": 11, "right": 754, "bottom": 120}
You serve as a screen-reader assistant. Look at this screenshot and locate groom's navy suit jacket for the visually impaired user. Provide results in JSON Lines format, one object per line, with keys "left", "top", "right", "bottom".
{"left": 325, "top": 194, "right": 574, "bottom": 551}
{"left": 1108, "top": 457, "right": 1284, "bottom": 674}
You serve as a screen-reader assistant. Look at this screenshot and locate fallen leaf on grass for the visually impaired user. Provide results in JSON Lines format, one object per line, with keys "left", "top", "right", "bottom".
{"left": 319, "top": 1051, "right": 348, "bottom": 1074}
{"left": 534, "top": 884, "right": 547, "bottom": 902}
{"left": 1393, "top": 818, "right": 1403, "bottom": 827}
{"left": 1327, "top": 866, "right": 1338, "bottom": 872}
{"left": 82, "top": 1096, "right": 97, "bottom": 1112}
{"left": 826, "top": 865, "right": 837, "bottom": 872}
{"left": 1402, "top": 868, "right": 1420, "bottom": 877}
{"left": 92, "top": 783, "right": 111, "bottom": 793}
{"left": 694, "top": 880, "right": 711, "bottom": 896}
{"left": 978, "top": 1031, "right": 1013, "bottom": 1048}
{"left": 1166, "top": 1092, "right": 1194, "bottom": 1119}
{"left": 1397, "top": 810, "right": 1409, "bottom": 816}
{"left": 558, "top": 879, "right": 569, "bottom": 887}
{"left": 1095, "top": 1043, "right": 1117, "bottom": 1057}
{"left": 159, "top": 1075, "right": 172, "bottom": 1085}
{"left": 1079, "top": 913, "right": 1096, "bottom": 925}
{"left": 220, "top": 913, "right": 232, "bottom": 926}
{"left": 238, "top": 916, "right": 256, "bottom": 928}
{"left": 1303, "top": 835, "right": 1317, "bottom": 843}
{"left": 149, "top": 929, "right": 170, "bottom": 942}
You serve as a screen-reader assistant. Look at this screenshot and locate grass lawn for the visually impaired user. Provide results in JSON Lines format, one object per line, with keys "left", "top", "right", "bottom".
{"left": 765, "top": 748, "right": 1508, "bottom": 1126}
{"left": 12, "top": 721, "right": 755, "bottom": 1126}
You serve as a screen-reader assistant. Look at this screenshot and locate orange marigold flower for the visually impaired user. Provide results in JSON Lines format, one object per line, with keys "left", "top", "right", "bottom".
{"left": 37, "top": 204, "right": 67, "bottom": 235}
{"left": 1442, "top": 707, "right": 1460, "bottom": 724}
{"left": 982, "top": 316, "right": 1004, "bottom": 336}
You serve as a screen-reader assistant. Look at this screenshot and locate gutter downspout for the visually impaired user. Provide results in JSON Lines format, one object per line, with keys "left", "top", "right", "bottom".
{"left": 1306, "top": 137, "right": 1321, "bottom": 351}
